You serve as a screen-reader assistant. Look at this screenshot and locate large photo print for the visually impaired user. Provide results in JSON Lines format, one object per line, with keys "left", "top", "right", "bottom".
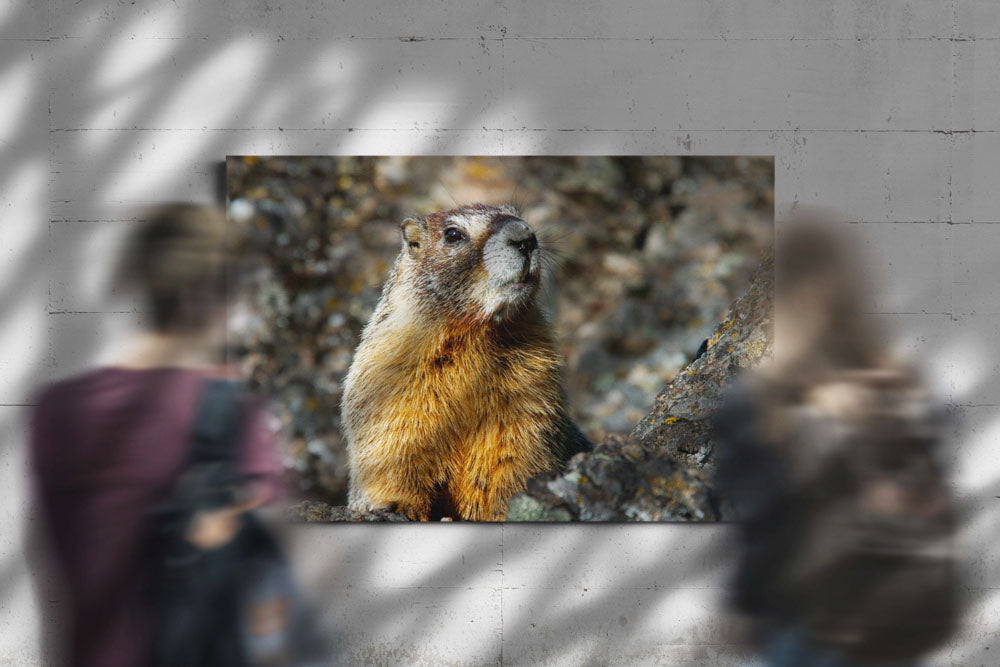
{"left": 226, "top": 156, "right": 773, "bottom": 521}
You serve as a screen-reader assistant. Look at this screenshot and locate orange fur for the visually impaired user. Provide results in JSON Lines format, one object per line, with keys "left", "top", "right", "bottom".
{"left": 343, "top": 205, "right": 576, "bottom": 521}
{"left": 344, "top": 304, "right": 564, "bottom": 521}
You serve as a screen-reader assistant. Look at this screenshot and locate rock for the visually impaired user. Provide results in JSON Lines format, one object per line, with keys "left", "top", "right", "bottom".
{"left": 505, "top": 492, "right": 574, "bottom": 522}
{"left": 630, "top": 249, "right": 773, "bottom": 471}
{"left": 506, "top": 435, "right": 718, "bottom": 522}
{"left": 286, "top": 501, "right": 411, "bottom": 522}
{"left": 507, "top": 250, "right": 773, "bottom": 521}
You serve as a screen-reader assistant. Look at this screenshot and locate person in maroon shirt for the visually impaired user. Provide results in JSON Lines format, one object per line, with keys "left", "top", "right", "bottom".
{"left": 30, "top": 204, "right": 281, "bottom": 667}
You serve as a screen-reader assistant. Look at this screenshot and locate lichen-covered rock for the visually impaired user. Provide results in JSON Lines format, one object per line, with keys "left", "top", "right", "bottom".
{"left": 630, "top": 249, "right": 773, "bottom": 471}
{"left": 507, "top": 251, "right": 773, "bottom": 521}
{"left": 286, "top": 500, "right": 411, "bottom": 522}
{"left": 505, "top": 489, "right": 575, "bottom": 522}
{"left": 506, "top": 436, "right": 718, "bottom": 522}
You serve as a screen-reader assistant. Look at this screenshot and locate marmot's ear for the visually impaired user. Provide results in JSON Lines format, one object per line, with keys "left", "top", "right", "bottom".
{"left": 401, "top": 218, "right": 426, "bottom": 259}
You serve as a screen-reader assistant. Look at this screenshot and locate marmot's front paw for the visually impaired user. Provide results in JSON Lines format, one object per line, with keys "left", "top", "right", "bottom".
{"left": 396, "top": 502, "right": 431, "bottom": 522}
{"left": 374, "top": 500, "right": 430, "bottom": 521}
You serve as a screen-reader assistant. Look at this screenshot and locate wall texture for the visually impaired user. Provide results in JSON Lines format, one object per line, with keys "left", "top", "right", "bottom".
{"left": 2, "top": 2, "right": 998, "bottom": 665}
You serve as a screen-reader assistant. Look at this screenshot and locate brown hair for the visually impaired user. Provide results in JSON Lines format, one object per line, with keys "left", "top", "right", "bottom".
{"left": 774, "top": 216, "right": 887, "bottom": 384}
{"left": 119, "top": 203, "right": 238, "bottom": 333}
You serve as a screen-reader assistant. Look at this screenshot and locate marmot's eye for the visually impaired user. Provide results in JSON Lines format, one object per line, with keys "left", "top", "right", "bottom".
{"left": 443, "top": 227, "right": 465, "bottom": 244}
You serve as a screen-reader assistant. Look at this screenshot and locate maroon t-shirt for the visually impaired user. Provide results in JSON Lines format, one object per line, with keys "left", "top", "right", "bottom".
{"left": 30, "top": 367, "right": 282, "bottom": 667}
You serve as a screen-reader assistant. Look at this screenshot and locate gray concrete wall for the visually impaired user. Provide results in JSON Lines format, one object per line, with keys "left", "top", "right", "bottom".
{"left": 2, "top": 2, "right": 997, "bottom": 664}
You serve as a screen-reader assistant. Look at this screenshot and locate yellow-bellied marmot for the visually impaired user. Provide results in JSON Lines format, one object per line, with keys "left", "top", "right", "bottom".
{"left": 342, "top": 203, "right": 589, "bottom": 521}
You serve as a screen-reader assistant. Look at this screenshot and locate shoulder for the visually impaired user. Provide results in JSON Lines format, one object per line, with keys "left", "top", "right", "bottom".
{"left": 31, "top": 368, "right": 118, "bottom": 422}
{"left": 33, "top": 368, "right": 104, "bottom": 403}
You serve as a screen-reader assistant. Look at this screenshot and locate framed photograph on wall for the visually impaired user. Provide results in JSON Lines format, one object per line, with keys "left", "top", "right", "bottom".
{"left": 226, "top": 156, "right": 773, "bottom": 522}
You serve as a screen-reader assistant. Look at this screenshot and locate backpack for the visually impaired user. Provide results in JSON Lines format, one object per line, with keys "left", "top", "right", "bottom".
{"left": 723, "top": 369, "right": 960, "bottom": 663}
{"left": 149, "top": 379, "right": 327, "bottom": 666}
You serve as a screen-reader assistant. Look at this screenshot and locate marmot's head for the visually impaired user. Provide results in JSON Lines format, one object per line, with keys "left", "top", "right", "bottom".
{"left": 398, "top": 203, "right": 542, "bottom": 321}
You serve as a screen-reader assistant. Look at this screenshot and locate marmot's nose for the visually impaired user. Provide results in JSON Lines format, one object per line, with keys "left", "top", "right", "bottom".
{"left": 511, "top": 233, "right": 538, "bottom": 256}
{"left": 504, "top": 220, "right": 538, "bottom": 257}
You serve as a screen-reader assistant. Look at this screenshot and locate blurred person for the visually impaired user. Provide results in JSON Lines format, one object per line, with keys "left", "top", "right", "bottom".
{"left": 28, "top": 204, "right": 319, "bottom": 666}
{"left": 715, "top": 216, "right": 960, "bottom": 666}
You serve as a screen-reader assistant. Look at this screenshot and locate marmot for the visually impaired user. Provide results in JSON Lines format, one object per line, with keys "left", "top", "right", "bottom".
{"left": 342, "top": 203, "right": 588, "bottom": 521}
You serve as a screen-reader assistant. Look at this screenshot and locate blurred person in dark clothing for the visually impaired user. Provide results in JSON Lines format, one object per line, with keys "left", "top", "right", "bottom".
{"left": 29, "top": 204, "right": 282, "bottom": 666}
{"left": 715, "top": 217, "right": 960, "bottom": 666}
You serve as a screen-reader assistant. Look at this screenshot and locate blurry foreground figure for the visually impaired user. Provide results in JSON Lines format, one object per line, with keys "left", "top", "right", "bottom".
{"left": 30, "top": 204, "right": 326, "bottom": 666}
{"left": 715, "top": 217, "right": 960, "bottom": 666}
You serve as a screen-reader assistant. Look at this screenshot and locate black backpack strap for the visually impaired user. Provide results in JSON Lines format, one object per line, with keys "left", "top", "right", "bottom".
{"left": 189, "top": 378, "right": 244, "bottom": 467}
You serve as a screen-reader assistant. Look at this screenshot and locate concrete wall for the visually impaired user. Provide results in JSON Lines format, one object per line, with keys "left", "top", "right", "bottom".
{"left": 2, "top": 2, "right": 997, "bottom": 664}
